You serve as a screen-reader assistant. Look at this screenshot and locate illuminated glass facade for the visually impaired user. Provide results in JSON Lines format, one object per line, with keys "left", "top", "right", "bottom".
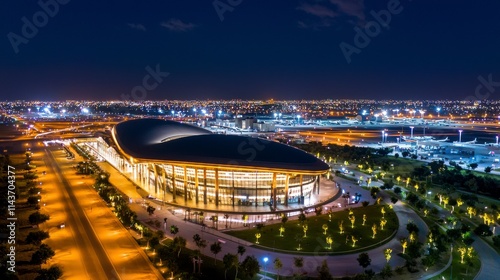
{"left": 82, "top": 137, "right": 324, "bottom": 211}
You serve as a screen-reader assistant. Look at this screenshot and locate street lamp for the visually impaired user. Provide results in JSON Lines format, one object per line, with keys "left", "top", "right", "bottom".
{"left": 274, "top": 113, "right": 277, "bottom": 120}
{"left": 436, "top": 107, "right": 441, "bottom": 117}
{"left": 381, "top": 130, "right": 385, "bottom": 143}
{"left": 410, "top": 126, "right": 414, "bottom": 138}
{"left": 297, "top": 115, "right": 301, "bottom": 124}
{"left": 263, "top": 257, "right": 268, "bottom": 277}
{"left": 419, "top": 110, "right": 425, "bottom": 119}
{"left": 496, "top": 135, "right": 499, "bottom": 145}
{"left": 384, "top": 132, "right": 388, "bottom": 143}
{"left": 458, "top": 130, "right": 463, "bottom": 143}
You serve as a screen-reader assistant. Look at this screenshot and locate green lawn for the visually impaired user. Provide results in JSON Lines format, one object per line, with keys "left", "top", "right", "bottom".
{"left": 226, "top": 205, "right": 398, "bottom": 254}
{"left": 372, "top": 157, "right": 424, "bottom": 177}
{"left": 429, "top": 248, "right": 480, "bottom": 280}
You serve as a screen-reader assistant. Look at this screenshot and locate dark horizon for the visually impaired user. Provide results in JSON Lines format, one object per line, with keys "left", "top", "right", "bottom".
{"left": 2, "top": 1, "right": 500, "bottom": 101}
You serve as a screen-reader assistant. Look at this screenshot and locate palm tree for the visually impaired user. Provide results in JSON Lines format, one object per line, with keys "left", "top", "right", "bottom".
{"left": 293, "top": 257, "right": 304, "bottom": 275}
{"left": 237, "top": 245, "right": 246, "bottom": 261}
{"left": 210, "top": 241, "right": 222, "bottom": 264}
{"left": 224, "top": 214, "right": 229, "bottom": 228}
{"left": 172, "top": 236, "right": 186, "bottom": 257}
{"left": 170, "top": 225, "right": 179, "bottom": 236}
{"left": 222, "top": 253, "right": 238, "bottom": 280}
{"left": 274, "top": 258, "right": 283, "bottom": 280}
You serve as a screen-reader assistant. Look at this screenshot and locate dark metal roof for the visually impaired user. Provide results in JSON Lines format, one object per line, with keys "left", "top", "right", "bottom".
{"left": 113, "top": 119, "right": 329, "bottom": 172}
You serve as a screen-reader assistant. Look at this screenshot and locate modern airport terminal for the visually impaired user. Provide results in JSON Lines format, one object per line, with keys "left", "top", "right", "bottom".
{"left": 78, "top": 118, "right": 338, "bottom": 215}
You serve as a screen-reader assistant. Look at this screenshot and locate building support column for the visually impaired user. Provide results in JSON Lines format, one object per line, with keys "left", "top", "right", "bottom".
{"left": 153, "top": 164, "right": 159, "bottom": 195}
{"left": 299, "top": 174, "right": 304, "bottom": 204}
{"left": 171, "top": 165, "right": 176, "bottom": 203}
{"left": 215, "top": 169, "right": 219, "bottom": 206}
{"left": 255, "top": 172, "right": 258, "bottom": 208}
{"left": 317, "top": 175, "right": 320, "bottom": 195}
{"left": 162, "top": 167, "right": 167, "bottom": 203}
{"left": 203, "top": 168, "right": 207, "bottom": 205}
{"left": 195, "top": 168, "right": 199, "bottom": 204}
{"left": 284, "top": 174, "right": 289, "bottom": 206}
{"left": 272, "top": 172, "right": 277, "bottom": 211}
{"left": 232, "top": 172, "right": 235, "bottom": 207}
{"left": 183, "top": 166, "right": 188, "bottom": 202}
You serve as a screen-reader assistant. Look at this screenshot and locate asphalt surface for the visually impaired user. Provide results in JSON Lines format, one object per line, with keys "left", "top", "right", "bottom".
{"left": 45, "top": 147, "right": 163, "bottom": 279}
{"left": 45, "top": 148, "right": 118, "bottom": 279}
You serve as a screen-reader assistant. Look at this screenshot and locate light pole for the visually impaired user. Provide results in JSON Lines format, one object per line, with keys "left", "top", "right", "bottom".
{"left": 263, "top": 257, "right": 268, "bottom": 277}
{"left": 410, "top": 126, "right": 414, "bottom": 138}
{"left": 297, "top": 115, "right": 301, "bottom": 124}
{"left": 419, "top": 110, "right": 425, "bottom": 119}
{"left": 381, "top": 130, "right": 385, "bottom": 143}
{"left": 384, "top": 132, "right": 388, "bottom": 143}
{"left": 496, "top": 135, "right": 499, "bottom": 145}
{"left": 274, "top": 113, "right": 277, "bottom": 120}
{"left": 436, "top": 107, "right": 441, "bottom": 117}
{"left": 459, "top": 130, "right": 463, "bottom": 143}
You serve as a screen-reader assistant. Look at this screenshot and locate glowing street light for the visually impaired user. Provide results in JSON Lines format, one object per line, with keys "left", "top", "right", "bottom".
{"left": 458, "top": 130, "right": 463, "bottom": 143}
{"left": 419, "top": 110, "right": 425, "bottom": 119}
{"left": 410, "top": 126, "right": 414, "bottom": 138}
{"left": 436, "top": 107, "right": 441, "bottom": 117}
{"left": 496, "top": 135, "right": 499, "bottom": 145}
{"left": 263, "top": 257, "right": 269, "bottom": 277}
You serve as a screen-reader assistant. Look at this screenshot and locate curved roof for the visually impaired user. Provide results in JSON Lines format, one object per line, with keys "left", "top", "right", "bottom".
{"left": 112, "top": 119, "right": 329, "bottom": 173}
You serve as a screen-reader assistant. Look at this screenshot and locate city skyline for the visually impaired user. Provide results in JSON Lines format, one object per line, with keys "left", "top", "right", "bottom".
{"left": 2, "top": 1, "right": 500, "bottom": 101}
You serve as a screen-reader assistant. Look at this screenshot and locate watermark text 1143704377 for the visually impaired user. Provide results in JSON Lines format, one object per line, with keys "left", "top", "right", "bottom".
{"left": 7, "top": 165, "right": 17, "bottom": 273}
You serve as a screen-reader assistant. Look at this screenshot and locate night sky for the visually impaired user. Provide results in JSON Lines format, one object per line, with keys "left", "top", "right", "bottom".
{"left": 1, "top": 0, "right": 500, "bottom": 101}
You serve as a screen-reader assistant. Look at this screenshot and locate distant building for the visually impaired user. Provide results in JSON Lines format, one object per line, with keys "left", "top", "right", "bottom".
{"left": 235, "top": 117, "right": 257, "bottom": 129}
{"left": 253, "top": 121, "right": 275, "bottom": 132}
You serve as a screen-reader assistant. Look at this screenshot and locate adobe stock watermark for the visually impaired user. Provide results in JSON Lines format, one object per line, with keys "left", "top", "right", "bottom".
{"left": 464, "top": 74, "right": 500, "bottom": 102}
{"left": 227, "top": 136, "right": 266, "bottom": 165}
{"left": 121, "top": 64, "right": 169, "bottom": 101}
{"left": 7, "top": 0, "right": 71, "bottom": 54}
{"left": 213, "top": 0, "right": 243, "bottom": 22}
{"left": 340, "top": 0, "right": 412, "bottom": 64}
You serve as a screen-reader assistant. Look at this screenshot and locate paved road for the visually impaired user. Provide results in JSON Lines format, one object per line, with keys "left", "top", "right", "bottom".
{"left": 472, "top": 234, "right": 500, "bottom": 280}
{"left": 46, "top": 147, "right": 163, "bottom": 279}
{"left": 45, "top": 148, "right": 117, "bottom": 279}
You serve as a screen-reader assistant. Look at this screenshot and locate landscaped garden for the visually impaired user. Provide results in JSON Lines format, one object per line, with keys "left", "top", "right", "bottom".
{"left": 226, "top": 204, "right": 398, "bottom": 254}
